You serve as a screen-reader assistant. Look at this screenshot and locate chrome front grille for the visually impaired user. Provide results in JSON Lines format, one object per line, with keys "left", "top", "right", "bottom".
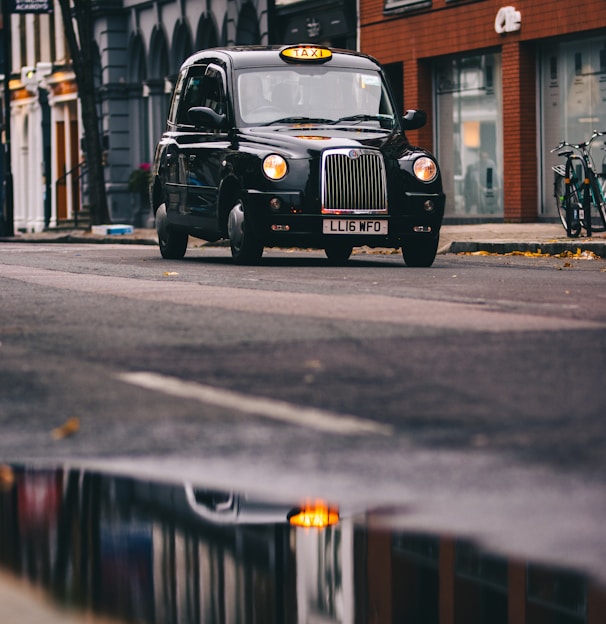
{"left": 321, "top": 148, "right": 388, "bottom": 214}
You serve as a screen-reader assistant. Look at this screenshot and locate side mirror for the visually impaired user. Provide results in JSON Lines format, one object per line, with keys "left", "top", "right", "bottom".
{"left": 401, "top": 109, "right": 427, "bottom": 131}
{"left": 188, "top": 106, "right": 227, "bottom": 130}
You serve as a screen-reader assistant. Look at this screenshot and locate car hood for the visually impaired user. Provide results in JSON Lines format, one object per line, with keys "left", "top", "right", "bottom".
{"left": 238, "top": 125, "right": 412, "bottom": 159}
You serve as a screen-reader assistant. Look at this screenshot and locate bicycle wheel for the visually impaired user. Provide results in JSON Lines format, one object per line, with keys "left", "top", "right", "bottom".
{"left": 555, "top": 160, "right": 582, "bottom": 237}
{"left": 587, "top": 173, "right": 606, "bottom": 232}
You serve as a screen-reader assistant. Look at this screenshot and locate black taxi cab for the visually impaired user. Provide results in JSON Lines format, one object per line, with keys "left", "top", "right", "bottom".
{"left": 151, "top": 45, "right": 445, "bottom": 266}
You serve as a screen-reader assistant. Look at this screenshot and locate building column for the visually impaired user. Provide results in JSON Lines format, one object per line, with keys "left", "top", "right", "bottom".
{"left": 508, "top": 559, "right": 526, "bottom": 623}
{"left": 95, "top": 10, "right": 131, "bottom": 224}
{"left": 438, "top": 537, "right": 455, "bottom": 624}
{"left": 366, "top": 529, "right": 393, "bottom": 622}
{"left": 502, "top": 41, "right": 537, "bottom": 222}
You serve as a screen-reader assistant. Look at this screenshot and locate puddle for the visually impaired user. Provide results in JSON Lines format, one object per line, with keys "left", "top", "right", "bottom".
{"left": 0, "top": 465, "right": 604, "bottom": 623}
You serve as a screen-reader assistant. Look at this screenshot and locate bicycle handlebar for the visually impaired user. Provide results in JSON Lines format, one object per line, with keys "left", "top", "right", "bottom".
{"left": 551, "top": 130, "right": 606, "bottom": 153}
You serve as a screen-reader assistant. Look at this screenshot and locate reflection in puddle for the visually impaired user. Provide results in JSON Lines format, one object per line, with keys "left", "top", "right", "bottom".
{"left": 0, "top": 465, "right": 604, "bottom": 623}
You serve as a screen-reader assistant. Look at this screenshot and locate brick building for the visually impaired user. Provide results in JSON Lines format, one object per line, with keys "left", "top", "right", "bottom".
{"left": 359, "top": 0, "right": 606, "bottom": 222}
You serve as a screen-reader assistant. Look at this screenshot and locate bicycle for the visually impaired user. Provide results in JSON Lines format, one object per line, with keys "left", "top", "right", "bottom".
{"left": 551, "top": 130, "right": 606, "bottom": 237}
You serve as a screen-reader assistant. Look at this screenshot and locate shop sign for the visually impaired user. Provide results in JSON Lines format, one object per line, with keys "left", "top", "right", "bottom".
{"left": 494, "top": 6, "right": 521, "bottom": 34}
{"left": 11, "top": 0, "right": 53, "bottom": 13}
{"left": 306, "top": 18, "right": 321, "bottom": 39}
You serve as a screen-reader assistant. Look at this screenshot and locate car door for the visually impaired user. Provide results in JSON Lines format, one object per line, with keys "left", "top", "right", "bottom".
{"left": 176, "top": 63, "right": 230, "bottom": 236}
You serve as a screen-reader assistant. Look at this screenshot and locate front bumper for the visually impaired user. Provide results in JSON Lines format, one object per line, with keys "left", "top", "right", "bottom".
{"left": 245, "top": 189, "right": 445, "bottom": 248}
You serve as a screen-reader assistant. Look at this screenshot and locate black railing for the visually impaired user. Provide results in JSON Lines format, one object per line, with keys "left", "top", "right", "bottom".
{"left": 55, "top": 161, "right": 87, "bottom": 227}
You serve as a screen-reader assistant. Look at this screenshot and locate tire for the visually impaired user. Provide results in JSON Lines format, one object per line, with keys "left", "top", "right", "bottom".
{"left": 402, "top": 237, "right": 439, "bottom": 267}
{"left": 556, "top": 161, "right": 582, "bottom": 237}
{"left": 324, "top": 241, "right": 353, "bottom": 264}
{"left": 587, "top": 174, "right": 606, "bottom": 233}
{"left": 156, "top": 203, "right": 188, "bottom": 259}
{"left": 227, "top": 198, "right": 263, "bottom": 265}
{"left": 555, "top": 172, "right": 579, "bottom": 237}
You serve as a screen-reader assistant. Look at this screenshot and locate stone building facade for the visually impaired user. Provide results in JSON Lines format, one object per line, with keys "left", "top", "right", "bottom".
{"left": 3, "top": 0, "right": 268, "bottom": 232}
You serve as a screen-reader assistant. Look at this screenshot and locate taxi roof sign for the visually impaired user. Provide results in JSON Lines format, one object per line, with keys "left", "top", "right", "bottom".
{"left": 280, "top": 45, "right": 333, "bottom": 63}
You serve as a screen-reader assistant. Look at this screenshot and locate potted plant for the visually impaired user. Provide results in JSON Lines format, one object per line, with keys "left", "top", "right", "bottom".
{"left": 128, "top": 162, "right": 151, "bottom": 195}
{"left": 128, "top": 163, "right": 152, "bottom": 227}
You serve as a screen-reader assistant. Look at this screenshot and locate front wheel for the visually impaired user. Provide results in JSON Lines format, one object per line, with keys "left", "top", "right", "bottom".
{"left": 227, "top": 198, "right": 263, "bottom": 265}
{"left": 587, "top": 175, "right": 606, "bottom": 232}
{"left": 555, "top": 163, "right": 582, "bottom": 238}
{"left": 156, "top": 203, "right": 188, "bottom": 259}
{"left": 402, "top": 237, "right": 439, "bottom": 267}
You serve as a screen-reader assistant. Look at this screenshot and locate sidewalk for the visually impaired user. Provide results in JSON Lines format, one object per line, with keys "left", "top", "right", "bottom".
{"left": 1, "top": 223, "right": 605, "bottom": 258}
{"left": 437, "top": 222, "right": 606, "bottom": 258}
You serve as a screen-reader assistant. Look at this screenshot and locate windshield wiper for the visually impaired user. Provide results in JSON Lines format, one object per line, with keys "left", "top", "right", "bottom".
{"left": 331, "top": 114, "right": 392, "bottom": 125}
{"left": 261, "top": 116, "right": 334, "bottom": 126}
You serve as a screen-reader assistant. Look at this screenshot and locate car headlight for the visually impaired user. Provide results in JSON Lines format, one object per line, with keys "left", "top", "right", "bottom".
{"left": 413, "top": 156, "right": 438, "bottom": 182}
{"left": 263, "top": 154, "right": 288, "bottom": 180}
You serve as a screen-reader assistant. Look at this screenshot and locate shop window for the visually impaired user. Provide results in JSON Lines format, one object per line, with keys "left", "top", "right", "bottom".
{"left": 526, "top": 563, "right": 586, "bottom": 622}
{"left": 540, "top": 35, "right": 606, "bottom": 218}
{"left": 384, "top": 0, "right": 431, "bottom": 14}
{"left": 435, "top": 53, "right": 503, "bottom": 218}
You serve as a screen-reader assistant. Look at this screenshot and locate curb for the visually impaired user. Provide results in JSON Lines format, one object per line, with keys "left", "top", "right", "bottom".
{"left": 0, "top": 234, "right": 158, "bottom": 246}
{"left": 445, "top": 240, "right": 606, "bottom": 258}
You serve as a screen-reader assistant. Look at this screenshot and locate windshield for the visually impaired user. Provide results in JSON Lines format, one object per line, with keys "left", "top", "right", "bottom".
{"left": 236, "top": 67, "right": 397, "bottom": 129}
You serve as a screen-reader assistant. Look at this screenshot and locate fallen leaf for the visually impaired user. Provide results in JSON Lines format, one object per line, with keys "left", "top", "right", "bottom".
{"left": 52, "top": 417, "right": 80, "bottom": 440}
{"left": 472, "top": 434, "right": 489, "bottom": 447}
{"left": 304, "top": 359, "right": 324, "bottom": 370}
{"left": 556, "top": 249, "right": 600, "bottom": 260}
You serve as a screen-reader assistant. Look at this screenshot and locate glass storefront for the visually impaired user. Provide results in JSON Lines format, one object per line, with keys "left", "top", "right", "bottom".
{"left": 435, "top": 53, "right": 503, "bottom": 219}
{"left": 540, "top": 35, "right": 606, "bottom": 218}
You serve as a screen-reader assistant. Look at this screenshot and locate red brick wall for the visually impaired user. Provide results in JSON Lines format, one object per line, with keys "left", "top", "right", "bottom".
{"left": 360, "top": 0, "right": 606, "bottom": 220}
{"left": 361, "top": 0, "right": 606, "bottom": 58}
{"left": 502, "top": 41, "right": 537, "bottom": 222}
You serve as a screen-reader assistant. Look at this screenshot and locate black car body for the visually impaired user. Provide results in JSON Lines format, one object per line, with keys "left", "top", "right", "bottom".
{"left": 151, "top": 45, "right": 445, "bottom": 266}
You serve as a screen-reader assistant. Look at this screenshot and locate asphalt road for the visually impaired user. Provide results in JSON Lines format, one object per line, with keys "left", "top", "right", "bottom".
{"left": 1, "top": 242, "right": 606, "bottom": 582}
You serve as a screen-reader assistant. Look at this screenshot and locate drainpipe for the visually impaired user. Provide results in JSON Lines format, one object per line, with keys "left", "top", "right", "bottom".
{"left": 1, "top": 0, "right": 14, "bottom": 237}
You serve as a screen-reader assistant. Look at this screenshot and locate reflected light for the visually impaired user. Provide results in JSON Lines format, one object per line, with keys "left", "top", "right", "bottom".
{"left": 0, "top": 465, "right": 15, "bottom": 492}
{"left": 288, "top": 502, "right": 339, "bottom": 528}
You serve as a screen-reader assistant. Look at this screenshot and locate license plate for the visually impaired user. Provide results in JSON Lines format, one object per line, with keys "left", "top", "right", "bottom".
{"left": 323, "top": 219, "right": 387, "bottom": 235}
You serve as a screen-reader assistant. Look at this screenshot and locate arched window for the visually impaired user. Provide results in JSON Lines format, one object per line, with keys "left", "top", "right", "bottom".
{"left": 147, "top": 27, "right": 171, "bottom": 156}
{"left": 195, "top": 14, "right": 219, "bottom": 50}
{"left": 149, "top": 26, "right": 169, "bottom": 81}
{"left": 127, "top": 33, "right": 150, "bottom": 164}
{"left": 171, "top": 19, "right": 194, "bottom": 78}
{"left": 128, "top": 33, "right": 147, "bottom": 85}
{"left": 236, "top": 2, "right": 260, "bottom": 45}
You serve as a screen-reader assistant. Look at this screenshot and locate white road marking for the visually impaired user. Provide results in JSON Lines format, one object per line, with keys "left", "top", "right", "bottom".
{"left": 118, "top": 371, "right": 393, "bottom": 436}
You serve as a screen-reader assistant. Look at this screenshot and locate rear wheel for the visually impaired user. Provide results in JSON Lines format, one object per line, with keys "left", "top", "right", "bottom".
{"left": 402, "top": 237, "right": 439, "bottom": 267}
{"left": 324, "top": 241, "right": 353, "bottom": 265}
{"left": 156, "top": 203, "right": 188, "bottom": 259}
{"left": 227, "top": 198, "right": 263, "bottom": 265}
{"left": 555, "top": 161, "right": 582, "bottom": 237}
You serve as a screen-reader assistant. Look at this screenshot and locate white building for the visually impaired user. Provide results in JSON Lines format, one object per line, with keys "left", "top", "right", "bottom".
{"left": 5, "top": 0, "right": 268, "bottom": 232}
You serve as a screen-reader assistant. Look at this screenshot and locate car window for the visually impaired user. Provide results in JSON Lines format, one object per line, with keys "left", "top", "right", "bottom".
{"left": 202, "top": 67, "right": 226, "bottom": 115}
{"left": 167, "top": 70, "right": 187, "bottom": 127}
{"left": 176, "top": 65, "right": 226, "bottom": 127}
{"left": 236, "top": 67, "right": 396, "bottom": 127}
